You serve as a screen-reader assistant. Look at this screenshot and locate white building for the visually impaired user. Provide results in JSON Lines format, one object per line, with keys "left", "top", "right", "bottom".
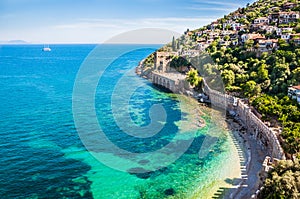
{"left": 254, "top": 17, "right": 269, "bottom": 24}
{"left": 288, "top": 85, "right": 300, "bottom": 104}
{"left": 276, "top": 27, "right": 294, "bottom": 36}
{"left": 281, "top": 33, "right": 291, "bottom": 40}
{"left": 279, "top": 12, "right": 300, "bottom": 24}
{"left": 241, "top": 33, "right": 265, "bottom": 43}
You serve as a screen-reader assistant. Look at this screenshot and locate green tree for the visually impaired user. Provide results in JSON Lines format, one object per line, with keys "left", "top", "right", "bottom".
{"left": 221, "top": 70, "right": 235, "bottom": 87}
{"left": 245, "top": 39, "right": 254, "bottom": 49}
{"left": 292, "top": 68, "right": 300, "bottom": 84}
{"left": 170, "top": 56, "right": 189, "bottom": 71}
{"left": 186, "top": 69, "right": 202, "bottom": 87}
{"left": 278, "top": 39, "right": 290, "bottom": 50}
{"left": 243, "top": 80, "right": 257, "bottom": 97}
{"left": 224, "top": 35, "right": 230, "bottom": 41}
{"left": 258, "top": 160, "right": 300, "bottom": 199}
{"left": 258, "top": 64, "right": 269, "bottom": 82}
{"left": 172, "top": 36, "right": 176, "bottom": 51}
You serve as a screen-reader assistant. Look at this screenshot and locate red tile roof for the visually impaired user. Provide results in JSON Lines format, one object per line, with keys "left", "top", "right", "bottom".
{"left": 292, "top": 85, "right": 300, "bottom": 90}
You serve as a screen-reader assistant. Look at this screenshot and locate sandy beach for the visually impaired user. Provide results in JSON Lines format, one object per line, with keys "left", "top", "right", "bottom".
{"left": 185, "top": 101, "right": 268, "bottom": 199}
{"left": 222, "top": 118, "right": 268, "bottom": 199}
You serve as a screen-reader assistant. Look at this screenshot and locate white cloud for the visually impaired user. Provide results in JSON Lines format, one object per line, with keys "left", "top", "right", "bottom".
{"left": 186, "top": 0, "right": 244, "bottom": 13}
{"left": 0, "top": 17, "right": 217, "bottom": 44}
{"left": 186, "top": 6, "right": 237, "bottom": 12}
{"left": 53, "top": 17, "right": 216, "bottom": 30}
{"left": 54, "top": 22, "right": 119, "bottom": 29}
{"left": 192, "top": 0, "right": 243, "bottom": 8}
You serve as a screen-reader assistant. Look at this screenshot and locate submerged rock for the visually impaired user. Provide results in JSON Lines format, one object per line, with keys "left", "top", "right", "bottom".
{"left": 138, "top": 159, "right": 150, "bottom": 165}
{"left": 164, "top": 188, "right": 175, "bottom": 196}
{"left": 127, "top": 167, "right": 153, "bottom": 179}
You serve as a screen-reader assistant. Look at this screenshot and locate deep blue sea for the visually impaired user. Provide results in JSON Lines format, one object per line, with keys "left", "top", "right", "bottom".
{"left": 0, "top": 44, "right": 240, "bottom": 199}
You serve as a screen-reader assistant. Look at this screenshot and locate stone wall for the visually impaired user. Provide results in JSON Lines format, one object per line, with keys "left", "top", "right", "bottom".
{"left": 137, "top": 61, "right": 285, "bottom": 160}
{"left": 203, "top": 80, "right": 286, "bottom": 160}
{"left": 151, "top": 71, "right": 190, "bottom": 94}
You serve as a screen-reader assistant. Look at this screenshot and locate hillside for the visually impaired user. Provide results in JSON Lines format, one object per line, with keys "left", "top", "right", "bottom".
{"left": 139, "top": 0, "right": 300, "bottom": 197}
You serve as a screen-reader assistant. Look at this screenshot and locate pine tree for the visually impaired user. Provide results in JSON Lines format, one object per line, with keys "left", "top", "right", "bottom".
{"left": 172, "top": 36, "right": 176, "bottom": 51}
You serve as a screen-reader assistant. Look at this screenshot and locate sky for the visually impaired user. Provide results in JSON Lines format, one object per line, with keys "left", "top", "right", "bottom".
{"left": 0, "top": 0, "right": 255, "bottom": 44}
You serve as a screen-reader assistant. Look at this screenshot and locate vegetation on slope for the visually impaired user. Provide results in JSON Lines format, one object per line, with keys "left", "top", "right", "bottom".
{"left": 258, "top": 160, "right": 300, "bottom": 199}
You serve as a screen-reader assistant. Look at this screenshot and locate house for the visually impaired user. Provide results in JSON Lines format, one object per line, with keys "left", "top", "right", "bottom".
{"left": 206, "top": 39, "right": 215, "bottom": 44}
{"left": 180, "top": 50, "right": 201, "bottom": 57}
{"left": 288, "top": 85, "right": 300, "bottom": 104}
{"left": 196, "top": 38, "right": 206, "bottom": 43}
{"left": 232, "top": 13, "right": 247, "bottom": 20}
{"left": 211, "top": 21, "right": 220, "bottom": 30}
{"left": 219, "top": 40, "right": 231, "bottom": 47}
{"left": 254, "top": 17, "right": 269, "bottom": 24}
{"left": 279, "top": 11, "right": 300, "bottom": 24}
{"left": 290, "top": 33, "right": 300, "bottom": 45}
{"left": 195, "top": 31, "right": 203, "bottom": 36}
{"left": 257, "top": 39, "right": 278, "bottom": 52}
{"left": 231, "top": 22, "right": 242, "bottom": 31}
{"left": 222, "top": 20, "right": 242, "bottom": 31}
{"left": 251, "top": 23, "right": 269, "bottom": 31}
{"left": 220, "top": 30, "right": 236, "bottom": 36}
{"left": 276, "top": 27, "right": 294, "bottom": 36}
{"left": 197, "top": 42, "right": 210, "bottom": 51}
{"left": 237, "top": 25, "right": 247, "bottom": 31}
{"left": 265, "top": 26, "right": 277, "bottom": 33}
{"left": 290, "top": 33, "right": 300, "bottom": 39}
{"left": 269, "top": 6, "right": 281, "bottom": 12}
{"left": 269, "top": 13, "right": 280, "bottom": 23}
{"left": 292, "top": 38, "right": 300, "bottom": 45}
{"left": 241, "top": 33, "right": 265, "bottom": 43}
{"left": 281, "top": 33, "right": 292, "bottom": 40}
{"left": 208, "top": 31, "right": 220, "bottom": 39}
{"left": 282, "top": 2, "right": 298, "bottom": 10}
{"left": 231, "top": 39, "right": 239, "bottom": 46}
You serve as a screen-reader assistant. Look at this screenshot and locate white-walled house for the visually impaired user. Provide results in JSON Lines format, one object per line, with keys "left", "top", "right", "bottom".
{"left": 254, "top": 17, "right": 269, "bottom": 24}
{"left": 288, "top": 85, "right": 300, "bottom": 104}
{"left": 257, "top": 39, "right": 278, "bottom": 52}
{"left": 241, "top": 33, "right": 265, "bottom": 43}
{"left": 276, "top": 27, "right": 294, "bottom": 36}
{"left": 279, "top": 11, "right": 300, "bottom": 24}
{"left": 281, "top": 33, "right": 291, "bottom": 40}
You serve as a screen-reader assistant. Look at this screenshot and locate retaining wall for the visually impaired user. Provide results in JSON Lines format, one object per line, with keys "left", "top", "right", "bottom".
{"left": 203, "top": 80, "right": 285, "bottom": 160}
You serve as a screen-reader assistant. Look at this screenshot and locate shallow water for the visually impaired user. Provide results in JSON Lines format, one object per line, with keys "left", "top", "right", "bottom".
{"left": 0, "top": 44, "right": 240, "bottom": 198}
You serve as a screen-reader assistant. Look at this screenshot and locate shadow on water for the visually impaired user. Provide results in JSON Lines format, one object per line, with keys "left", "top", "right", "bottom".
{"left": 151, "top": 84, "right": 174, "bottom": 93}
{"left": 126, "top": 133, "right": 225, "bottom": 181}
{"left": 0, "top": 145, "right": 93, "bottom": 199}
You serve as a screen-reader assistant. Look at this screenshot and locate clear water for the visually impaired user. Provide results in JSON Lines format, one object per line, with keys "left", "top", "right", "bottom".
{"left": 0, "top": 44, "right": 240, "bottom": 199}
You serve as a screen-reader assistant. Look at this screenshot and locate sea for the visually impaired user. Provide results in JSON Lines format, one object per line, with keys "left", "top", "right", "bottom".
{"left": 0, "top": 44, "right": 241, "bottom": 199}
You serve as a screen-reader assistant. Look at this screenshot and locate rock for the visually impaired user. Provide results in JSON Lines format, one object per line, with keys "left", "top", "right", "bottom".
{"left": 127, "top": 167, "right": 153, "bottom": 179}
{"left": 138, "top": 159, "right": 150, "bottom": 165}
{"left": 164, "top": 188, "right": 175, "bottom": 196}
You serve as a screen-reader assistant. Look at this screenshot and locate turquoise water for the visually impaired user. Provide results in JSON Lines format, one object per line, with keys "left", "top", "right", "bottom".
{"left": 0, "top": 44, "right": 239, "bottom": 198}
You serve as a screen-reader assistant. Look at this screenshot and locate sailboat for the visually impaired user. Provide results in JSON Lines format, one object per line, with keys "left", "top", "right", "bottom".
{"left": 42, "top": 44, "right": 51, "bottom": 52}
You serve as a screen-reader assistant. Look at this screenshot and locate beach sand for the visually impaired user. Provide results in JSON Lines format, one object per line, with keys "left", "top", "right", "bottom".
{"left": 182, "top": 98, "right": 268, "bottom": 199}
{"left": 223, "top": 118, "right": 268, "bottom": 199}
